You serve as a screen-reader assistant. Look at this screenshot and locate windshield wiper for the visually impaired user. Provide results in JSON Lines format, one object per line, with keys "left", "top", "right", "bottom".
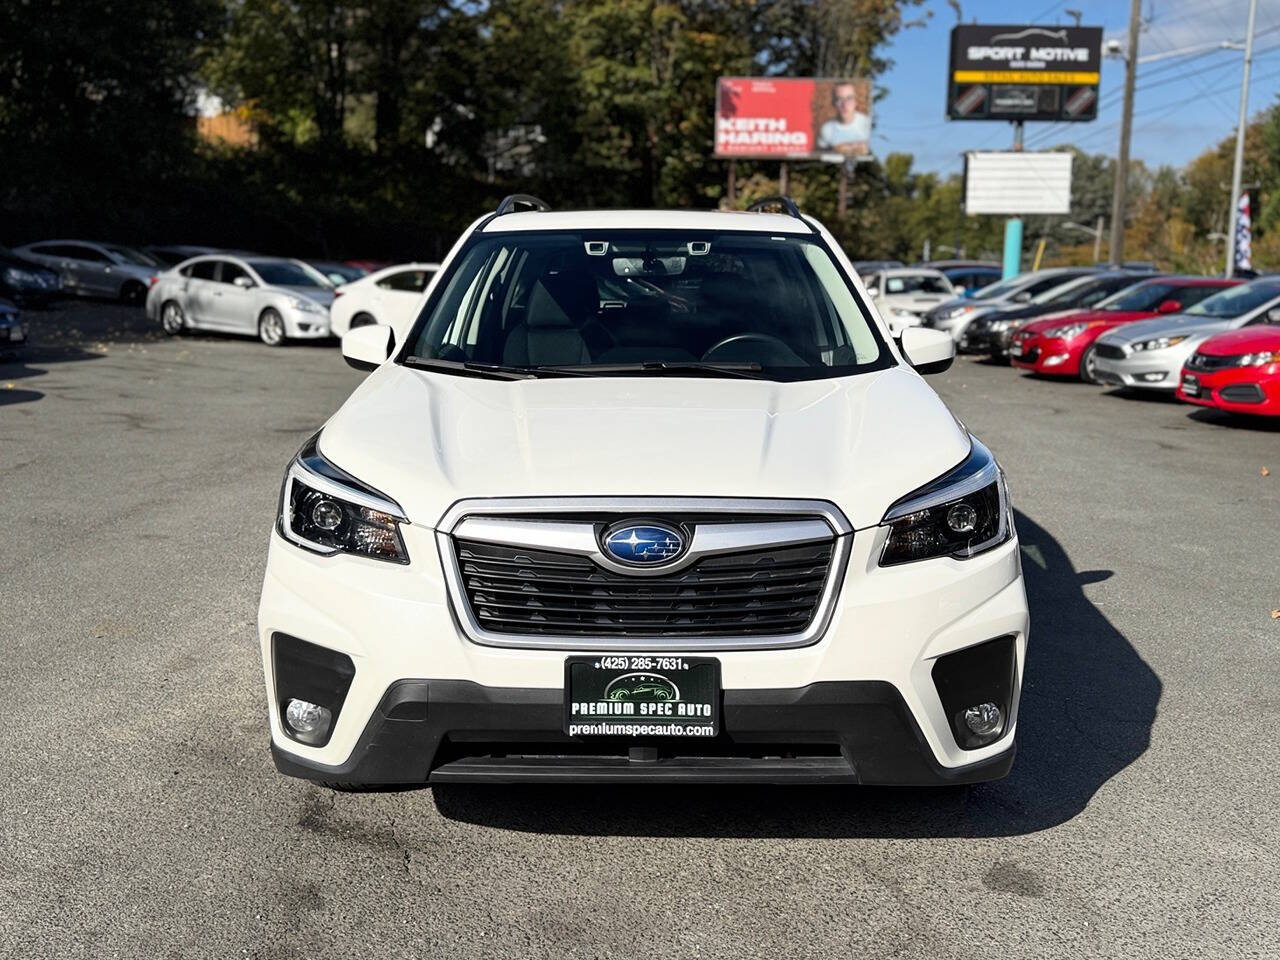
{"left": 402, "top": 356, "right": 538, "bottom": 380}
{"left": 402, "top": 356, "right": 603, "bottom": 379}
{"left": 539, "top": 361, "right": 767, "bottom": 380}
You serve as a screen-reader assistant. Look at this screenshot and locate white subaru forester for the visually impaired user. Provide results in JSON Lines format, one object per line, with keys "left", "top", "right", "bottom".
{"left": 258, "top": 196, "right": 1029, "bottom": 788}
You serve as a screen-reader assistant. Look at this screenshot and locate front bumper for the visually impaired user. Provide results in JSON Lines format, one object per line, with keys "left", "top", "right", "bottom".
{"left": 282, "top": 305, "right": 332, "bottom": 339}
{"left": 1010, "top": 336, "right": 1080, "bottom": 375}
{"left": 1092, "top": 351, "right": 1181, "bottom": 391}
{"left": 271, "top": 678, "right": 1015, "bottom": 785}
{"left": 259, "top": 514, "right": 1029, "bottom": 786}
{"left": 1178, "top": 365, "right": 1280, "bottom": 416}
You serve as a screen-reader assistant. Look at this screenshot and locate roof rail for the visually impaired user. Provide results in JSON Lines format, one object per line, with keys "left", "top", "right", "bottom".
{"left": 494, "top": 194, "right": 552, "bottom": 216}
{"left": 746, "top": 195, "right": 803, "bottom": 219}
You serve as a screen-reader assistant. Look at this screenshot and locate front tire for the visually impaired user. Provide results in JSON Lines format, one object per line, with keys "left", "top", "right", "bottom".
{"left": 160, "top": 300, "right": 185, "bottom": 336}
{"left": 259, "top": 308, "right": 286, "bottom": 347}
{"left": 1079, "top": 344, "right": 1100, "bottom": 384}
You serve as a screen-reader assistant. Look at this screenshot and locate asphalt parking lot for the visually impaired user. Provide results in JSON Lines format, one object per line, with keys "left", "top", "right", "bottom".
{"left": 2, "top": 300, "right": 1278, "bottom": 959}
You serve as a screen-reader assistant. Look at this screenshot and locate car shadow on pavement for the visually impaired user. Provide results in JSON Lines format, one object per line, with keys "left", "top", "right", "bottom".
{"left": 432, "top": 510, "right": 1161, "bottom": 838}
{"left": 0, "top": 342, "right": 106, "bottom": 407}
{"left": 1185, "top": 408, "right": 1280, "bottom": 432}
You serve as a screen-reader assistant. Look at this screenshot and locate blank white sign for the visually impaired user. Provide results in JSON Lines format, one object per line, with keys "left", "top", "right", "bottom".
{"left": 964, "top": 151, "right": 1073, "bottom": 215}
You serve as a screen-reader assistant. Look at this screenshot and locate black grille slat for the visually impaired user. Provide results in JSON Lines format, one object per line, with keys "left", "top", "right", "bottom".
{"left": 1187, "top": 352, "right": 1234, "bottom": 371}
{"left": 1095, "top": 343, "right": 1126, "bottom": 360}
{"left": 455, "top": 536, "right": 834, "bottom": 638}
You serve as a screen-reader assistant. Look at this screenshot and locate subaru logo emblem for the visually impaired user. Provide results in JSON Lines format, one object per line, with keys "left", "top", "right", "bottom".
{"left": 601, "top": 522, "right": 685, "bottom": 567}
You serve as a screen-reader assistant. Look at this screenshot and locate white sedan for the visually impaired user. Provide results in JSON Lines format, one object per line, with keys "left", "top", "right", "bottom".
{"left": 329, "top": 262, "right": 440, "bottom": 342}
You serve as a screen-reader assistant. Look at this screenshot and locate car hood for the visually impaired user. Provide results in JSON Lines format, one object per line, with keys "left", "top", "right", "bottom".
{"left": 317, "top": 365, "right": 971, "bottom": 531}
{"left": 1099, "top": 313, "right": 1231, "bottom": 345}
{"left": 278, "top": 285, "right": 335, "bottom": 307}
{"left": 1197, "top": 325, "right": 1280, "bottom": 354}
{"left": 1022, "top": 308, "right": 1154, "bottom": 334}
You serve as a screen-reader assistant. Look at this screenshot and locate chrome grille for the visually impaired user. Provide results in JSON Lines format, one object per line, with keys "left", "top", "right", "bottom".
{"left": 436, "top": 498, "right": 852, "bottom": 651}
{"left": 457, "top": 539, "right": 832, "bottom": 637}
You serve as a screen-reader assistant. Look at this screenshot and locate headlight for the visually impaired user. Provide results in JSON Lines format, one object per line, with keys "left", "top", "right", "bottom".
{"left": 278, "top": 435, "right": 409, "bottom": 563}
{"left": 3, "top": 267, "right": 36, "bottom": 285}
{"left": 880, "top": 437, "right": 1011, "bottom": 566}
{"left": 1131, "top": 335, "right": 1187, "bottom": 352}
{"left": 941, "top": 305, "right": 975, "bottom": 320}
{"left": 288, "top": 296, "right": 326, "bottom": 314}
{"left": 1042, "top": 322, "right": 1092, "bottom": 339}
{"left": 1235, "top": 350, "right": 1280, "bottom": 366}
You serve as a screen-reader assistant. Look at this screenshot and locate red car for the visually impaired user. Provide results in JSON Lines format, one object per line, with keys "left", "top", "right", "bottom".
{"left": 1177, "top": 324, "right": 1280, "bottom": 417}
{"left": 1010, "top": 277, "right": 1240, "bottom": 382}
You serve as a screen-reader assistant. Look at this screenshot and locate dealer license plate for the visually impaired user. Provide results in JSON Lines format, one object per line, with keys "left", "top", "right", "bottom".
{"left": 564, "top": 656, "right": 720, "bottom": 737}
{"left": 1181, "top": 373, "right": 1200, "bottom": 397}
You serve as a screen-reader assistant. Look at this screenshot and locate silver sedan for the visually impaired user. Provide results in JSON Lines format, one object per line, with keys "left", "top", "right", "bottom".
{"left": 146, "top": 255, "right": 334, "bottom": 346}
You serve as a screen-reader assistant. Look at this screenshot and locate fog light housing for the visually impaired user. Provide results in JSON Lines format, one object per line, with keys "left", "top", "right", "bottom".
{"left": 1139, "top": 371, "right": 1166, "bottom": 382}
{"left": 963, "top": 702, "right": 1004, "bottom": 738}
{"left": 1043, "top": 353, "right": 1067, "bottom": 366}
{"left": 272, "top": 633, "right": 354, "bottom": 748}
{"left": 931, "top": 636, "right": 1017, "bottom": 750}
{"left": 284, "top": 699, "right": 332, "bottom": 745}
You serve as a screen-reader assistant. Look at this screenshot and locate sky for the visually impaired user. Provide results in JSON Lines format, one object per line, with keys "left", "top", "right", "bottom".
{"left": 874, "top": 0, "right": 1280, "bottom": 177}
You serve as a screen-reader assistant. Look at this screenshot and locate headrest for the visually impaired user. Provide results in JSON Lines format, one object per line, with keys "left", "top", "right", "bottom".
{"left": 527, "top": 270, "right": 597, "bottom": 328}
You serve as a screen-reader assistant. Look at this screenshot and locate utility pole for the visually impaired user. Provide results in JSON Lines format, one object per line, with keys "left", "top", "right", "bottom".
{"left": 1225, "top": 0, "right": 1259, "bottom": 277}
{"left": 1108, "top": 0, "right": 1142, "bottom": 267}
{"left": 1094, "top": 214, "right": 1104, "bottom": 263}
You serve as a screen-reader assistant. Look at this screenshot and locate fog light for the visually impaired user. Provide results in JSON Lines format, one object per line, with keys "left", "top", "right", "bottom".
{"left": 963, "top": 702, "right": 1004, "bottom": 738}
{"left": 284, "top": 698, "right": 332, "bottom": 744}
{"left": 1043, "top": 354, "right": 1067, "bottom": 366}
{"left": 1139, "top": 372, "right": 1166, "bottom": 382}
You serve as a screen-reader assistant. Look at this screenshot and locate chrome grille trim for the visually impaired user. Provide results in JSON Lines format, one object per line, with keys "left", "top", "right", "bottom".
{"left": 435, "top": 497, "right": 853, "bottom": 651}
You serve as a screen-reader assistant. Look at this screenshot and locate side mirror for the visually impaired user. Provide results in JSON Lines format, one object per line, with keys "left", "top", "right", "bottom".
{"left": 954, "top": 285, "right": 967, "bottom": 296}
{"left": 1013, "top": 291, "right": 1032, "bottom": 303}
{"left": 342, "top": 323, "right": 395, "bottom": 371}
{"left": 1266, "top": 306, "right": 1280, "bottom": 324}
{"left": 899, "top": 326, "right": 955, "bottom": 375}
{"left": 233, "top": 275, "right": 255, "bottom": 289}
{"left": 865, "top": 285, "right": 879, "bottom": 297}
{"left": 1157, "top": 299, "right": 1181, "bottom": 314}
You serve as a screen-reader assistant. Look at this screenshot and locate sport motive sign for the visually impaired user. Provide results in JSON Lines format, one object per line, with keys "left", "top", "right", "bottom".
{"left": 948, "top": 24, "right": 1102, "bottom": 122}
{"left": 715, "top": 77, "right": 873, "bottom": 160}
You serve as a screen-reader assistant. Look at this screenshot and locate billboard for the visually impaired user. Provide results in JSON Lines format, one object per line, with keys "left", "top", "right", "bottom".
{"left": 964, "top": 152, "right": 1073, "bottom": 215}
{"left": 948, "top": 24, "right": 1102, "bottom": 122}
{"left": 715, "top": 77, "right": 873, "bottom": 160}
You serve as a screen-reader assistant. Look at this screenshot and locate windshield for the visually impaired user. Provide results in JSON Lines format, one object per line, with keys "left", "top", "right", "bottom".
{"left": 403, "top": 231, "right": 891, "bottom": 380}
{"left": 249, "top": 260, "right": 324, "bottom": 287}
{"left": 1185, "top": 280, "right": 1280, "bottom": 318}
{"left": 883, "top": 273, "right": 951, "bottom": 295}
{"left": 106, "top": 245, "right": 161, "bottom": 267}
{"left": 1038, "top": 277, "right": 1104, "bottom": 307}
{"left": 971, "top": 277, "right": 1021, "bottom": 300}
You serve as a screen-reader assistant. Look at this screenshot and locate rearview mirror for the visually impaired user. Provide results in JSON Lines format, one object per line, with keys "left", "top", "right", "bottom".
{"left": 1156, "top": 299, "right": 1181, "bottom": 314}
{"left": 899, "top": 326, "right": 955, "bottom": 375}
{"left": 342, "top": 323, "right": 395, "bottom": 371}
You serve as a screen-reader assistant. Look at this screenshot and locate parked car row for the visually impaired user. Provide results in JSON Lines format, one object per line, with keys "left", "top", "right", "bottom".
{"left": 147, "top": 255, "right": 439, "bottom": 346}
{"left": 913, "top": 264, "right": 1280, "bottom": 420}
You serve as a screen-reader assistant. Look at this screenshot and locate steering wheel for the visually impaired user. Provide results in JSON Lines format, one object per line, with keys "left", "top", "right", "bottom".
{"left": 702, "top": 332, "right": 799, "bottom": 364}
